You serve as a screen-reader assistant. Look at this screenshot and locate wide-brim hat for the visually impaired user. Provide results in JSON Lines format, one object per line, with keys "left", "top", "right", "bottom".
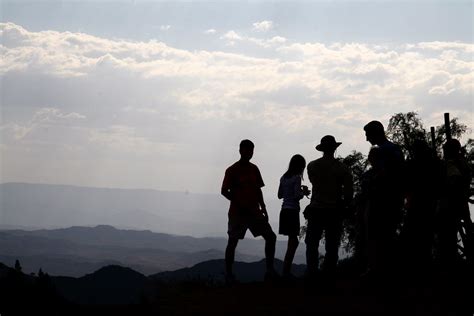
{"left": 316, "top": 135, "right": 342, "bottom": 151}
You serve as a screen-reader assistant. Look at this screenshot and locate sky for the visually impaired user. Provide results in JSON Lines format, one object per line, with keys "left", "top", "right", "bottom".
{"left": 0, "top": 0, "right": 473, "bottom": 197}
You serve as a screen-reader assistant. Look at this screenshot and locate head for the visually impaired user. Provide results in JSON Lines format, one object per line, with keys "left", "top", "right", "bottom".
{"left": 283, "top": 154, "right": 306, "bottom": 179}
{"left": 316, "top": 135, "right": 341, "bottom": 155}
{"left": 443, "top": 139, "right": 461, "bottom": 160}
{"left": 364, "top": 120, "right": 386, "bottom": 145}
{"left": 239, "top": 139, "right": 254, "bottom": 162}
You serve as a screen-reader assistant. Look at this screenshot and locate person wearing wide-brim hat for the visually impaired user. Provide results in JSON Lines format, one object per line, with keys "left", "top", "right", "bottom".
{"left": 315, "top": 135, "right": 342, "bottom": 152}
{"left": 304, "top": 135, "right": 353, "bottom": 277}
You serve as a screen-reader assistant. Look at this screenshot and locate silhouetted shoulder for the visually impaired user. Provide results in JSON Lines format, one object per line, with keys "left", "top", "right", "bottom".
{"left": 226, "top": 161, "right": 260, "bottom": 173}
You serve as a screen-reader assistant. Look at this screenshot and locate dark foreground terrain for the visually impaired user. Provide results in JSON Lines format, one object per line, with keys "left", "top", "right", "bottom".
{"left": 1, "top": 259, "right": 472, "bottom": 316}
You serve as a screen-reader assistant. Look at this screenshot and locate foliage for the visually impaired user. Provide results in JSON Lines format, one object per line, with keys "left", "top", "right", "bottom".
{"left": 387, "top": 112, "right": 427, "bottom": 158}
{"left": 386, "top": 111, "right": 470, "bottom": 159}
{"left": 339, "top": 150, "right": 367, "bottom": 195}
{"left": 337, "top": 151, "right": 367, "bottom": 252}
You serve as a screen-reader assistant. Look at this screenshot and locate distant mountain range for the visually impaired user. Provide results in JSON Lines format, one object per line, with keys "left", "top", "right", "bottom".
{"left": 0, "top": 182, "right": 291, "bottom": 237}
{"left": 0, "top": 225, "right": 319, "bottom": 277}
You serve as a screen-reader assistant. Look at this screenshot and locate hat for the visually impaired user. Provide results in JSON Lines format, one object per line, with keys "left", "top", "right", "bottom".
{"left": 316, "top": 135, "right": 342, "bottom": 152}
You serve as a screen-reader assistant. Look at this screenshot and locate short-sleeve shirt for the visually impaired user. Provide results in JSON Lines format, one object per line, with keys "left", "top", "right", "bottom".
{"left": 278, "top": 175, "right": 303, "bottom": 210}
{"left": 307, "top": 156, "right": 353, "bottom": 209}
{"left": 222, "top": 161, "right": 265, "bottom": 215}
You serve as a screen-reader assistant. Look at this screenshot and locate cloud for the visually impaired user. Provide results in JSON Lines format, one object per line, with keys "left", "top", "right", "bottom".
{"left": 204, "top": 29, "right": 217, "bottom": 35}
{"left": 1, "top": 22, "right": 472, "bottom": 193}
{"left": 2, "top": 107, "right": 86, "bottom": 140}
{"left": 219, "top": 29, "right": 286, "bottom": 48}
{"left": 252, "top": 20, "right": 274, "bottom": 32}
{"left": 160, "top": 25, "right": 171, "bottom": 31}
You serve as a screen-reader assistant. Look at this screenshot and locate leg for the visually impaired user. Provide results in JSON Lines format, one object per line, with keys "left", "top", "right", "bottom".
{"left": 323, "top": 214, "right": 343, "bottom": 273}
{"left": 283, "top": 235, "right": 299, "bottom": 276}
{"left": 261, "top": 227, "right": 277, "bottom": 272}
{"left": 225, "top": 237, "right": 239, "bottom": 276}
{"left": 305, "top": 218, "right": 323, "bottom": 275}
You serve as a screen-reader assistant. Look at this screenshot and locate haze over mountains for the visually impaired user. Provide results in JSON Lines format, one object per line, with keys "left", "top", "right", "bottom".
{"left": 0, "top": 224, "right": 320, "bottom": 277}
{"left": 0, "top": 182, "right": 293, "bottom": 237}
{"left": 0, "top": 182, "right": 342, "bottom": 277}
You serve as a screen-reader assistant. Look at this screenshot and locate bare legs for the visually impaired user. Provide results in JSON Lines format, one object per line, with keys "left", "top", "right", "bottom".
{"left": 283, "top": 235, "right": 299, "bottom": 276}
{"left": 225, "top": 237, "right": 239, "bottom": 277}
{"left": 225, "top": 230, "right": 277, "bottom": 278}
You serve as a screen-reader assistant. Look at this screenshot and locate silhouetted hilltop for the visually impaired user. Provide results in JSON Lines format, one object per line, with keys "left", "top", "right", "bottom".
{"left": 53, "top": 265, "right": 152, "bottom": 305}
{"left": 151, "top": 258, "right": 306, "bottom": 283}
{"left": 0, "top": 262, "right": 11, "bottom": 278}
{"left": 1, "top": 259, "right": 472, "bottom": 315}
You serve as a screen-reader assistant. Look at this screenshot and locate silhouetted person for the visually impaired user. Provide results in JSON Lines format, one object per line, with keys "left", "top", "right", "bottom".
{"left": 401, "top": 139, "right": 442, "bottom": 274}
{"left": 363, "top": 121, "right": 404, "bottom": 276}
{"left": 437, "top": 139, "right": 472, "bottom": 269}
{"left": 304, "top": 135, "right": 353, "bottom": 276}
{"left": 356, "top": 146, "right": 383, "bottom": 272}
{"left": 221, "top": 139, "right": 277, "bottom": 283}
{"left": 277, "top": 154, "right": 309, "bottom": 279}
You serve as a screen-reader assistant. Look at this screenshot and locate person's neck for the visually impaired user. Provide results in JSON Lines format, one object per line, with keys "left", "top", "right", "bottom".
{"left": 239, "top": 158, "right": 251, "bottom": 164}
{"left": 376, "top": 137, "right": 388, "bottom": 146}
{"left": 322, "top": 152, "right": 335, "bottom": 159}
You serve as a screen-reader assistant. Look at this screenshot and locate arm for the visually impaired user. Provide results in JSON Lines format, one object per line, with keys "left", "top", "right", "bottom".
{"left": 221, "top": 170, "right": 232, "bottom": 201}
{"left": 258, "top": 188, "right": 267, "bottom": 214}
{"left": 277, "top": 178, "right": 283, "bottom": 199}
{"left": 256, "top": 167, "right": 268, "bottom": 218}
{"left": 294, "top": 176, "right": 304, "bottom": 200}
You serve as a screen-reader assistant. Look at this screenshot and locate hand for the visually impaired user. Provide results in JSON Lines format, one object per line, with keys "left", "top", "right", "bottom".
{"left": 261, "top": 206, "right": 269, "bottom": 222}
{"left": 301, "top": 185, "right": 311, "bottom": 197}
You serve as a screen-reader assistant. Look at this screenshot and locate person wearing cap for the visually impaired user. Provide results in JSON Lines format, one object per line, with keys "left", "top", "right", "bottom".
{"left": 304, "top": 135, "right": 353, "bottom": 276}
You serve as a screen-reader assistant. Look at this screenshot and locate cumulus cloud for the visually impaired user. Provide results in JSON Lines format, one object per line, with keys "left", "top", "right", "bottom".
{"left": 252, "top": 20, "right": 274, "bottom": 32}
{"left": 1, "top": 22, "right": 472, "bottom": 193}
{"left": 159, "top": 25, "right": 171, "bottom": 31}
{"left": 220, "top": 29, "right": 286, "bottom": 48}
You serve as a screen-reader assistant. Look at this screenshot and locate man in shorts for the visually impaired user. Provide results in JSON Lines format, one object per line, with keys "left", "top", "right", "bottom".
{"left": 221, "top": 139, "right": 277, "bottom": 283}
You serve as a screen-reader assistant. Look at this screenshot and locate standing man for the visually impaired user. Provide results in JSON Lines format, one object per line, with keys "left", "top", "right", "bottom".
{"left": 221, "top": 139, "right": 277, "bottom": 283}
{"left": 305, "top": 135, "right": 353, "bottom": 276}
{"left": 363, "top": 120, "right": 404, "bottom": 275}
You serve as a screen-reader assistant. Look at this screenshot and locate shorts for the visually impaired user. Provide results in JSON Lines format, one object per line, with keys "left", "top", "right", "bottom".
{"left": 279, "top": 208, "right": 301, "bottom": 236}
{"left": 227, "top": 212, "right": 273, "bottom": 240}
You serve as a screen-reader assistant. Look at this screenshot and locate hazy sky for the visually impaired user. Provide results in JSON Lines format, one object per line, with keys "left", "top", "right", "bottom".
{"left": 1, "top": 0, "right": 472, "bottom": 197}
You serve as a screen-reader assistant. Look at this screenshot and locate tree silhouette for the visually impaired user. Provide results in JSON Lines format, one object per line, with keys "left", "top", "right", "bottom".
{"left": 387, "top": 112, "right": 427, "bottom": 158}
{"left": 14, "top": 259, "right": 22, "bottom": 273}
{"left": 386, "top": 111, "right": 471, "bottom": 159}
